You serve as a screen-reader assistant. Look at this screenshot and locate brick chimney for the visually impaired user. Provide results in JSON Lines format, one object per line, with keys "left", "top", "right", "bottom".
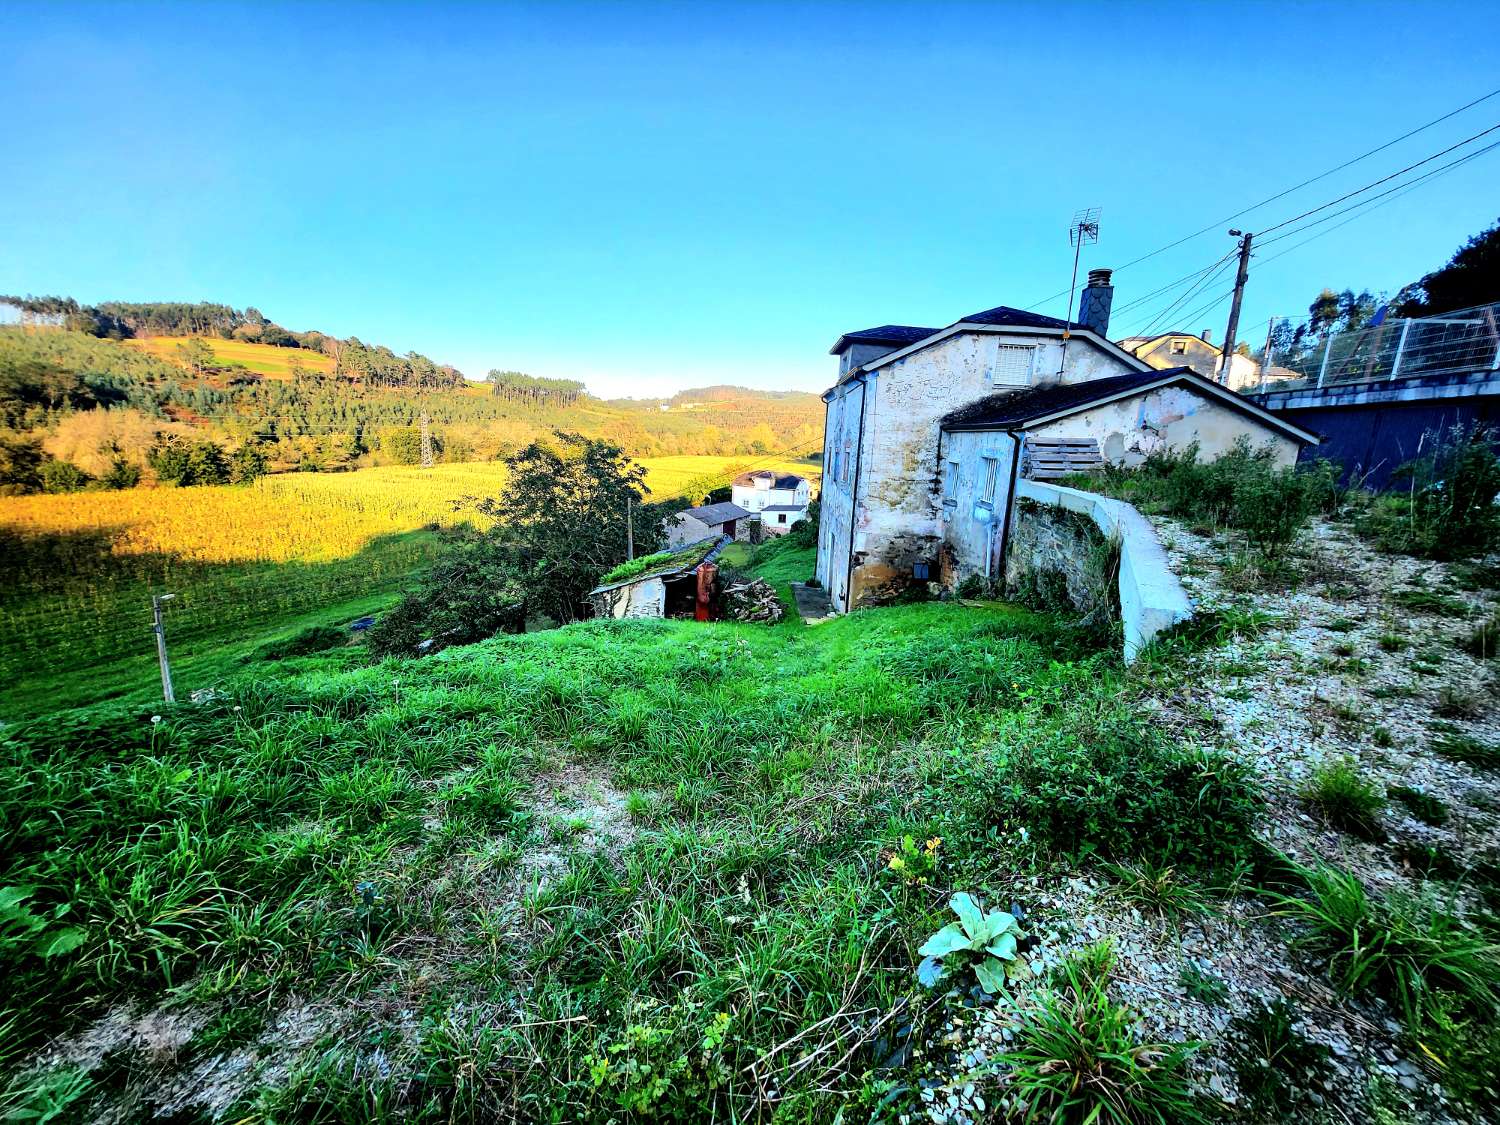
{"left": 1077, "top": 269, "right": 1114, "bottom": 338}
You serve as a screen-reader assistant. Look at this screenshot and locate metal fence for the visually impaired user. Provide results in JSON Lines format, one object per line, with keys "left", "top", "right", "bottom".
{"left": 1253, "top": 301, "right": 1500, "bottom": 393}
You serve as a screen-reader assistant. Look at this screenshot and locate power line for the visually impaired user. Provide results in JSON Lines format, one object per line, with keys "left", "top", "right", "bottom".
{"left": 1258, "top": 137, "right": 1500, "bottom": 246}
{"left": 1256, "top": 121, "right": 1500, "bottom": 237}
{"left": 1128, "top": 252, "right": 1240, "bottom": 340}
{"left": 1017, "top": 85, "right": 1500, "bottom": 312}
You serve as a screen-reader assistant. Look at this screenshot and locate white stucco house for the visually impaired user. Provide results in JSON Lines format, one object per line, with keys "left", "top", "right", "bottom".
{"left": 731, "top": 470, "right": 811, "bottom": 536}
{"left": 816, "top": 269, "right": 1319, "bottom": 613}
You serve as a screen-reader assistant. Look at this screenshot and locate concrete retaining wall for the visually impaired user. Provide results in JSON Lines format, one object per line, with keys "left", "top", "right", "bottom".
{"left": 1013, "top": 480, "right": 1193, "bottom": 662}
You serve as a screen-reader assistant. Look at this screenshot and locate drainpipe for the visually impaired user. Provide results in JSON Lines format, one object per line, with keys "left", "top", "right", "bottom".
{"left": 994, "top": 431, "right": 1024, "bottom": 585}
{"left": 844, "top": 374, "right": 869, "bottom": 611}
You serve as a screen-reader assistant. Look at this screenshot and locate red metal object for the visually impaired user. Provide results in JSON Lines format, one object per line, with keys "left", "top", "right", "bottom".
{"left": 695, "top": 562, "right": 716, "bottom": 622}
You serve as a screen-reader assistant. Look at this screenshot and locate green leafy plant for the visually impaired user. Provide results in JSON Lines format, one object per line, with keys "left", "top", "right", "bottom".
{"left": 1005, "top": 956, "right": 1205, "bottom": 1124}
{"left": 885, "top": 833, "right": 941, "bottom": 887}
{"left": 916, "top": 891, "right": 1025, "bottom": 994}
{"left": 1177, "top": 963, "right": 1229, "bottom": 1006}
{"left": 0, "top": 886, "right": 86, "bottom": 964}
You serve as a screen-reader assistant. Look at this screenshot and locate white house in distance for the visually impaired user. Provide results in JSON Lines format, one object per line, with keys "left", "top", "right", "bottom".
{"left": 731, "top": 470, "right": 811, "bottom": 535}
{"left": 816, "top": 268, "right": 1319, "bottom": 613}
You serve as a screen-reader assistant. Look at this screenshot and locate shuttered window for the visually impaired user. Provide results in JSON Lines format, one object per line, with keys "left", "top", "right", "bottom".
{"left": 992, "top": 343, "right": 1036, "bottom": 385}
{"left": 981, "top": 456, "right": 1000, "bottom": 502}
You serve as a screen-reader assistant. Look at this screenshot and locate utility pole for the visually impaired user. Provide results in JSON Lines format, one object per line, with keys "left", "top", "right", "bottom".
{"left": 625, "top": 495, "right": 634, "bottom": 561}
{"left": 1219, "top": 229, "right": 1254, "bottom": 385}
{"left": 419, "top": 412, "right": 434, "bottom": 468}
{"left": 1258, "top": 317, "right": 1279, "bottom": 394}
{"left": 151, "top": 593, "right": 176, "bottom": 704}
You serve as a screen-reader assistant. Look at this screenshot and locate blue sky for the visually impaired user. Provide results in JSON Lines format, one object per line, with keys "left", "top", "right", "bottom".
{"left": 4, "top": 1, "right": 1498, "bottom": 397}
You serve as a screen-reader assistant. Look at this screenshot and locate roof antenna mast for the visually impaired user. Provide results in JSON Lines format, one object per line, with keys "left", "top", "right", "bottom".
{"left": 1058, "top": 206, "right": 1101, "bottom": 377}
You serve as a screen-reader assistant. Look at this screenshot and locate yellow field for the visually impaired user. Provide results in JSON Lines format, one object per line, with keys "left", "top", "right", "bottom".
{"left": 124, "top": 335, "right": 336, "bottom": 377}
{"left": 0, "top": 456, "right": 821, "bottom": 567}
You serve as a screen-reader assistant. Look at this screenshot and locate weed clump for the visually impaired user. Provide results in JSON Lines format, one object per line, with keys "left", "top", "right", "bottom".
{"left": 1388, "top": 784, "right": 1448, "bottom": 826}
{"left": 1300, "top": 757, "right": 1385, "bottom": 840}
{"left": 1228, "top": 998, "right": 1332, "bottom": 1118}
{"left": 248, "top": 623, "right": 348, "bottom": 662}
{"left": 983, "top": 708, "right": 1261, "bottom": 874}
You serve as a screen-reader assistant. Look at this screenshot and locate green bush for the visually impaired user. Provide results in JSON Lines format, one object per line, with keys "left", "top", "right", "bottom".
{"left": 366, "top": 540, "right": 527, "bottom": 657}
{"left": 249, "top": 624, "right": 348, "bottom": 662}
{"left": 39, "top": 458, "right": 90, "bottom": 493}
{"left": 1364, "top": 425, "right": 1500, "bottom": 560}
{"left": 982, "top": 707, "right": 1261, "bottom": 873}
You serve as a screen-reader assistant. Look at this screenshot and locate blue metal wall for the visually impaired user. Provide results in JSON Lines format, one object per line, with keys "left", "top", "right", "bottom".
{"left": 1282, "top": 397, "right": 1500, "bottom": 488}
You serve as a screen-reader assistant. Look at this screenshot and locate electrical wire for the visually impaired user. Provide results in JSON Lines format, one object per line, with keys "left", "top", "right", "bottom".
{"left": 1127, "top": 253, "right": 1240, "bottom": 340}
{"left": 1016, "top": 85, "right": 1500, "bottom": 312}
{"left": 1256, "top": 121, "right": 1500, "bottom": 237}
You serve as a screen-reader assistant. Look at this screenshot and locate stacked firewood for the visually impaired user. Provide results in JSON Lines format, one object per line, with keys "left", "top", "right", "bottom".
{"left": 719, "top": 578, "right": 785, "bottom": 624}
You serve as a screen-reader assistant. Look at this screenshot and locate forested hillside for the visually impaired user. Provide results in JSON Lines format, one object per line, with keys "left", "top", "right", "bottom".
{"left": 0, "top": 298, "right": 822, "bottom": 491}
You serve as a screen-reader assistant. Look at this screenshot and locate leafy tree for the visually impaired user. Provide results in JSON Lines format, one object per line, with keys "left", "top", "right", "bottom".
{"left": 1397, "top": 219, "right": 1500, "bottom": 316}
{"left": 466, "top": 432, "right": 654, "bottom": 624}
{"left": 40, "top": 459, "right": 90, "bottom": 493}
{"left": 149, "top": 438, "right": 231, "bottom": 486}
{"left": 175, "top": 338, "right": 215, "bottom": 376}
{"left": 229, "top": 444, "right": 269, "bottom": 484}
{"left": 97, "top": 456, "right": 141, "bottom": 490}
{"left": 366, "top": 538, "right": 528, "bottom": 657}
{"left": 0, "top": 433, "right": 45, "bottom": 494}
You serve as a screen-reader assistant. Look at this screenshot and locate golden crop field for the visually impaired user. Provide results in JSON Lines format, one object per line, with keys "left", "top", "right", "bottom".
{"left": 124, "top": 335, "right": 336, "bottom": 377}
{"left": 0, "top": 455, "right": 820, "bottom": 715}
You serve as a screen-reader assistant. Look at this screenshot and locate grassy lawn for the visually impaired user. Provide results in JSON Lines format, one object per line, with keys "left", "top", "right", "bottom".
{"left": 0, "top": 543, "right": 1262, "bottom": 1121}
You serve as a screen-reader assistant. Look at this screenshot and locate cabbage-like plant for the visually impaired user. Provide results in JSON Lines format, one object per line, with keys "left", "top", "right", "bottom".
{"left": 917, "top": 891, "right": 1026, "bottom": 993}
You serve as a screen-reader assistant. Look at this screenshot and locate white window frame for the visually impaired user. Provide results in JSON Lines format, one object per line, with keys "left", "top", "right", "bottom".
{"left": 943, "top": 459, "right": 960, "bottom": 502}
{"left": 980, "top": 456, "right": 1000, "bottom": 504}
{"left": 991, "top": 343, "right": 1036, "bottom": 385}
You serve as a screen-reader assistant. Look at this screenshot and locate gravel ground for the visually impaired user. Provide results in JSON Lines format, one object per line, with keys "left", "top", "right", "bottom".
{"left": 926, "top": 516, "right": 1500, "bottom": 1125}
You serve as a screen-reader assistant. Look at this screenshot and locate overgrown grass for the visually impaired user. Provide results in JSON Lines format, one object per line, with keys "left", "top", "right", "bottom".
{"left": 2, "top": 549, "right": 1269, "bottom": 1120}
{"left": 1300, "top": 757, "right": 1386, "bottom": 840}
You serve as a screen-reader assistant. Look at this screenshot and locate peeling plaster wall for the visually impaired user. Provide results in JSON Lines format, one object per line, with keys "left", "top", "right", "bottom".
{"left": 937, "top": 429, "right": 1021, "bottom": 583}
{"left": 1028, "top": 386, "right": 1300, "bottom": 467}
{"left": 836, "top": 333, "right": 1139, "bottom": 606}
{"left": 666, "top": 512, "right": 714, "bottom": 548}
{"left": 816, "top": 379, "right": 865, "bottom": 610}
{"left": 591, "top": 576, "right": 667, "bottom": 619}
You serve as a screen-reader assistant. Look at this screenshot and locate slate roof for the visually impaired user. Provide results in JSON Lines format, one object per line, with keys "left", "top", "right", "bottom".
{"left": 760, "top": 504, "right": 805, "bottom": 513}
{"left": 682, "top": 501, "right": 750, "bottom": 526}
{"left": 958, "top": 305, "right": 1073, "bottom": 330}
{"left": 938, "top": 367, "right": 1318, "bottom": 444}
{"left": 829, "top": 324, "right": 939, "bottom": 355}
{"left": 940, "top": 369, "right": 1193, "bottom": 430}
{"left": 733, "top": 471, "right": 805, "bottom": 489}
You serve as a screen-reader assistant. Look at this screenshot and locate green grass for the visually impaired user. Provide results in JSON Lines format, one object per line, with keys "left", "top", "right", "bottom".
{"left": 0, "top": 549, "right": 1268, "bottom": 1120}
{"left": 1300, "top": 757, "right": 1386, "bottom": 840}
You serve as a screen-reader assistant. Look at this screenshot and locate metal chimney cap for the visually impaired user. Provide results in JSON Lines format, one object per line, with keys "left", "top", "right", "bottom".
{"left": 1086, "top": 268, "right": 1113, "bottom": 286}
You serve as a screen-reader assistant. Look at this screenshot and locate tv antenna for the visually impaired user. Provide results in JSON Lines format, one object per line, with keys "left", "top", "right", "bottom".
{"left": 1058, "top": 207, "right": 1101, "bottom": 376}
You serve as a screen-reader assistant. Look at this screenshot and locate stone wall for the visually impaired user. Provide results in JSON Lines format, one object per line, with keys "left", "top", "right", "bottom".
{"left": 1010, "top": 481, "right": 1194, "bottom": 663}
{"left": 1004, "top": 498, "right": 1119, "bottom": 628}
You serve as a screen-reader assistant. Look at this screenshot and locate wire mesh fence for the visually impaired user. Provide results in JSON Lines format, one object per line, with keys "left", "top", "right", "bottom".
{"left": 1252, "top": 301, "right": 1500, "bottom": 392}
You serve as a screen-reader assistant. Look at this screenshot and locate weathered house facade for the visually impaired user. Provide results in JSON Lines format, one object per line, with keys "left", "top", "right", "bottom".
{"left": 817, "top": 270, "right": 1318, "bottom": 612}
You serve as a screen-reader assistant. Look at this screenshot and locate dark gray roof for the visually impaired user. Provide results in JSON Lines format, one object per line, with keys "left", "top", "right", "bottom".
{"left": 760, "top": 504, "right": 805, "bottom": 513}
{"left": 682, "top": 501, "right": 750, "bottom": 525}
{"left": 829, "top": 324, "right": 939, "bottom": 355}
{"left": 960, "top": 305, "right": 1073, "bottom": 330}
{"left": 939, "top": 368, "right": 1318, "bottom": 444}
{"left": 733, "top": 471, "right": 805, "bottom": 489}
{"left": 940, "top": 371, "right": 1186, "bottom": 430}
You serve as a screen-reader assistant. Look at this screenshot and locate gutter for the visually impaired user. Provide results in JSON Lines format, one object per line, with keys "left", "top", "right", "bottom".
{"left": 844, "top": 374, "right": 869, "bottom": 611}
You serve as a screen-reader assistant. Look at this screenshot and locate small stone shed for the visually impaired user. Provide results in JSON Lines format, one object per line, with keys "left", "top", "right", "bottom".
{"left": 587, "top": 537, "right": 728, "bottom": 620}
{"left": 665, "top": 502, "right": 751, "bottom": 548}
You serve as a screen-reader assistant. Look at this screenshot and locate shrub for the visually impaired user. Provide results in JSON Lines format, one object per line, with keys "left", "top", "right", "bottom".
{"left": 986, "top": 708, "right": 1261, "bottom": 873}
{"left": 249, "top": 624, "right": 348, "bottom": 662}
{"left": 39, "top": 458, "right": 90, "bottom": 493}
{"left": 1300, "top": 757, "right": 1385, "bottom": 839}
{"left": 366, "top": 539, "right": 527, "bottom": 657}
{"left": 1004, "top": 956, "right": 1205, "bottom": 1124}
{"left": 1272, "top": 865, "right": 1500, "bottom": 1022}
{"left": 1368, "top": 425, "right": 1500, "bottom": 559}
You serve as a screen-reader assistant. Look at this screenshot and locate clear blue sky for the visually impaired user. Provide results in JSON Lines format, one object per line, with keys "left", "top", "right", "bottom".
{"left": 4, "top": 1, "right": 1498, "bottom": 397}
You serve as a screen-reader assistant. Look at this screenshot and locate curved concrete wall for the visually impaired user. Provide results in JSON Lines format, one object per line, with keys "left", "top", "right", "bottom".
{"left": 1014, "top": 480, "right": 1193, "bottom": 662}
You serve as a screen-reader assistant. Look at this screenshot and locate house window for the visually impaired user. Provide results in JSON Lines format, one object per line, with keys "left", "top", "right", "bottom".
{"left": 992, "top": 344, "right": 1036, "bottom": 385}
{"left": 1170, "top": 340, "right": 1188, "bottom": 355}
{"left": 981, "top": 456, "right": 999, "bottom": 503}
{"left": 777, "top": 513, "right": 787, "bottom": 524}
{"left": 943, "top": 459, "right": 960, "bottom": 502}
{"left": 840, "top": 449, "right": 852, "bottom": 484}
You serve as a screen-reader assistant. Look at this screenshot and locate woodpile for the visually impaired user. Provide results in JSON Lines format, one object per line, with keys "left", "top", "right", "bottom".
{"left": 719, "top": 578, "right": 784, "bottom": 624}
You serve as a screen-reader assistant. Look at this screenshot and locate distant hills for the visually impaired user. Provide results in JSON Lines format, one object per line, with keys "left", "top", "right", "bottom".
{"left": 0, "top": 298, "right": 823, "bottom": 486}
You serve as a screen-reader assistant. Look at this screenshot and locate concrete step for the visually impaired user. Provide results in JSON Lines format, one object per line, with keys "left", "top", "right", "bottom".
{"left": 789, "top": 582, "right": 834, "bottom": 623}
